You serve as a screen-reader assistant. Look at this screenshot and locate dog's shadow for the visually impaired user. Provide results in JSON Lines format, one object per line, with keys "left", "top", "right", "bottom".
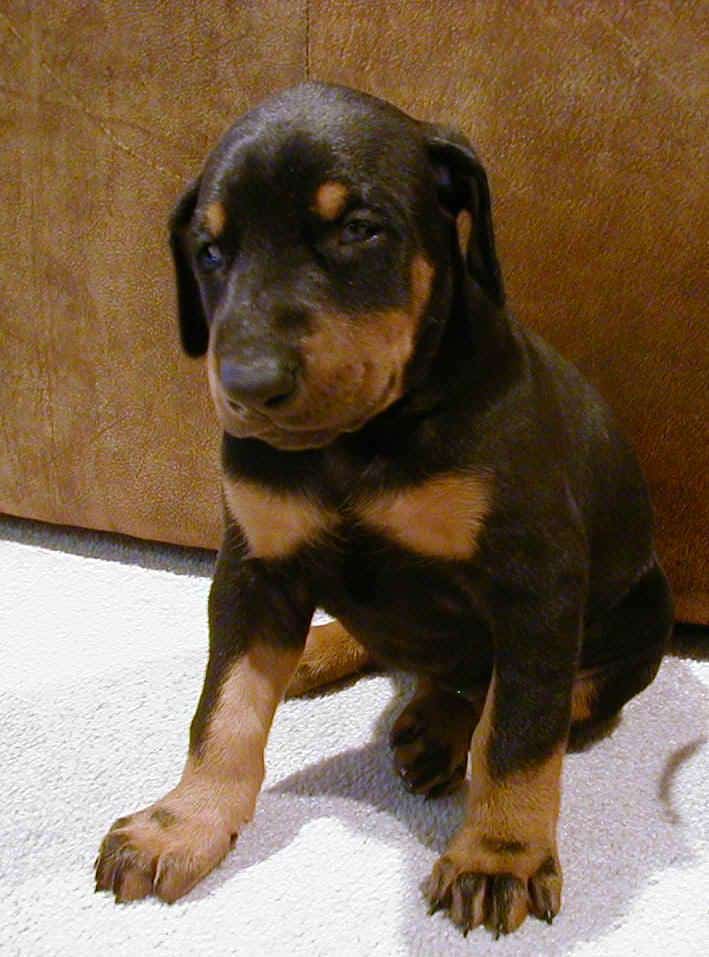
{"left": 189, "top": 673, "right": 461, "bottom": 885}
{"left": 187, "top": 648, "right": 708, "bottom": 953}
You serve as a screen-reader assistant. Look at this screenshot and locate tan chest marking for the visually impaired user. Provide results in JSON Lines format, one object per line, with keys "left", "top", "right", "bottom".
{"left": 223, "top": 478, "right": 335, "bottom": 559}
{"left": 357, "top": 470, "right": 493, "bottom": 560}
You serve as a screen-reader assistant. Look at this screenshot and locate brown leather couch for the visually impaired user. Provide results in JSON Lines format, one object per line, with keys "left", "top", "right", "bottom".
{"left": 1, "top": 2, "right": 706, "bottom": 623}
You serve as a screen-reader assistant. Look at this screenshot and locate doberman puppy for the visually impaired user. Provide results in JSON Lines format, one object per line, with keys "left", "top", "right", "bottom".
{"left": 95, "top": 82, "right": 673, "bottom": 937}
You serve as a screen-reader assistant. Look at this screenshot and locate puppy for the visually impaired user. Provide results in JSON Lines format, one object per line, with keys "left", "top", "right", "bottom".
{"left": 95, "top": 82, "right": 673, "bottom": 937}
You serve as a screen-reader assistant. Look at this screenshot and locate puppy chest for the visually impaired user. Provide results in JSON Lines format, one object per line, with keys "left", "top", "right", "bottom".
{"left": 317, "top": 544, "right": 493, "bottom": 680}
{"left": 223, "top": 469, "right": 494, "bottom": 562}
{"left": 223, "top": 472, "right": 494, "bottom": 678}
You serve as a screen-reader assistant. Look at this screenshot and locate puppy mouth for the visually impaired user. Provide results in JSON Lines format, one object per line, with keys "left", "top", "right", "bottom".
{"left": 226, "top": 406, "right": 342, "bottom": 450}
{"left": 220, "top": 375, "right": 400, "bottom": 450}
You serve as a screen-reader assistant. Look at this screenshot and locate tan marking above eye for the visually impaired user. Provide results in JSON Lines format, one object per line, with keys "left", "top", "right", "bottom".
{"left": 313, "top": 181, "right": 349, "bottom": 220}
{"left": 205, "top": 201, "right": 226, "bottom": 237}
{"left": 223, "top": 477, "right": 337, "bottom": 558}
{"left": 357, "top": 470, "right": 493, "bottom": 560}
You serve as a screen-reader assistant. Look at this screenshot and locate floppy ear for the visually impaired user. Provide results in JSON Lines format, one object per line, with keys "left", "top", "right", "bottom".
{"left": 169, "top": 178, "right": 209, "bottom": 357}
{"left": 425, "top": 127, "right": 505, "bottom": 307}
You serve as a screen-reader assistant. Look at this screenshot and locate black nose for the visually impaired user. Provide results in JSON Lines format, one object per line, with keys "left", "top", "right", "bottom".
{"left": 219, "top": 352, "right": 298, "bottom": 409}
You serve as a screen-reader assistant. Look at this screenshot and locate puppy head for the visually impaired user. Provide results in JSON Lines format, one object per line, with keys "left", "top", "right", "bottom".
{"left": 170, "top": 82, "right": 503, "bottom": 450}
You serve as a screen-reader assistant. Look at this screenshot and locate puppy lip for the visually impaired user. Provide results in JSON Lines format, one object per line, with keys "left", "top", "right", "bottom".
{"left": 259, "top": 430, "right": 343, "bottom": 450}
{"left": 223, "top": 418, "right": 344, "bottom": 450}
{"left": 218, "top": 373, "right": 401, "bottom": 447}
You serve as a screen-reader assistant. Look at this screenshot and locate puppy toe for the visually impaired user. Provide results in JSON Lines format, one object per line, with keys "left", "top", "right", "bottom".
{"left": 95, "top": 801, "right": 233, "bottom": 905}
{"left": 528, "top": 855, "right": 562, "bottom": 924}
{"left": 486, "top": 875, "right": 528, "bottom": 937}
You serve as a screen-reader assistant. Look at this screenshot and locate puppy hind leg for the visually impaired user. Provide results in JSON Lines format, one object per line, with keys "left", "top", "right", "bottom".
{"left": 390, "top": 677, "right": 485, "bottom": 798}
{"left": 286, "top": 619, "right": 375, "bottom": 697}
{"left": 570, "top": 560, "right": 673, "bottom": 747}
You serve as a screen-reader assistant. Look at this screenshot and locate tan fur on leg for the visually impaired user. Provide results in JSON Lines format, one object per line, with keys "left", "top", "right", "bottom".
{"left": 286, "top": 620, "right": 373, "bottom": 697}
{"left": 426, "top": 673, "right": 565, "bottom": 935}
{"left": 95, "top": 643, "right": 301, "bottom": 903}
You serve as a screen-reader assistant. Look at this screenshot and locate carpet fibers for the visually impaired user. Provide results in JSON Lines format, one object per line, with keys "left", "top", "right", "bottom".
{"left": 1, "top": 518, "right": 707, "bottom": 956}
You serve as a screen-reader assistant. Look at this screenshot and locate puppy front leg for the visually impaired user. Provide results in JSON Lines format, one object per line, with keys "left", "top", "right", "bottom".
{"left": 95, "top": 523, "right": 313, "bottom": 903}
{"left": 426, "top": 594, "right": 581, "bottom": 937}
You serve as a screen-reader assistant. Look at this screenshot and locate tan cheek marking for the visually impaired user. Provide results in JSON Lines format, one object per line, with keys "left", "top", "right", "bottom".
{"left": 299, "top": 306, "right": 414, "bottom": 423}
{"left": 456, "top": 210, "right": 473, "bottom": 258}
{"left": 358, "top": 470, "right": 493, "bottom": 560}
{"left": 178, "top": 643, "right": 301, "bottom": 830}
{"left": 410, "top": 253, "right": 435, "bottom": 317}
{"left": 360, "top": 306, "right": 418, "bottom": 395}
{"left": 295, "top": 254, "right": 432, "bottom": 425}
{"left": 205, "top": 201, "right": 226, "bottom": 237}
{"left": 313, "top": 181, "right": 349, "bottom": 220}
{"left": 223, "top": 477, "right": 336, "bottom": 558}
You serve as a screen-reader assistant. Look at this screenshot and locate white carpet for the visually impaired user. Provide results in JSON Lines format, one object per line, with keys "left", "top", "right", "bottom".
{"left": 1, "top": 518, "right": 708, "bottom": 957}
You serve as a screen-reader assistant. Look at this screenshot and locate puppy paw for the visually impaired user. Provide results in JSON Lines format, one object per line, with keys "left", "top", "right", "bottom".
{"left": 389, "top": 682, "right": 480, "bottom": 797}
{"left": 94, "top": 799, "right": 234, "bottom": 904}
{"left": 425, "top": 830, "right": 562, "bottom": 936}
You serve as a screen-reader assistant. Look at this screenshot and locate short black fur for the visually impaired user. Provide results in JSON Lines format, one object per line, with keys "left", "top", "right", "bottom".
{"left": 171, "top": 81, "right": 673, "bottom": 780}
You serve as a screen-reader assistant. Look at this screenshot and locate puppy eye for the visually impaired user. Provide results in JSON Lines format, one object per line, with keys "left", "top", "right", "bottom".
{"left": 339, "top": 217, "right": 381, "bottom": 245}
{"left": 196, "top": 242, "right": 224, "bottom": 272}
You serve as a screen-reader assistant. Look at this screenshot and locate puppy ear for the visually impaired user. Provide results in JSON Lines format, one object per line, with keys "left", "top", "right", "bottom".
{"left": 169, "top": 178, "right": 209, "bottom": 357}
{"left": 425, "top": 127, "right": 505, "bottom": 307}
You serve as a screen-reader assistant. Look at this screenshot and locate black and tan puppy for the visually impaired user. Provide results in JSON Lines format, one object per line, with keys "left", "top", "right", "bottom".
{"left": 95, "top": 83, "right": 673, "bottom": 936}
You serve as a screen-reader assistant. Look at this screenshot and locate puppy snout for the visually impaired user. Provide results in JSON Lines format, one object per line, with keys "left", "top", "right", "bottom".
{"left": 218, "top": 350, "right": 299, "bottom": 410}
